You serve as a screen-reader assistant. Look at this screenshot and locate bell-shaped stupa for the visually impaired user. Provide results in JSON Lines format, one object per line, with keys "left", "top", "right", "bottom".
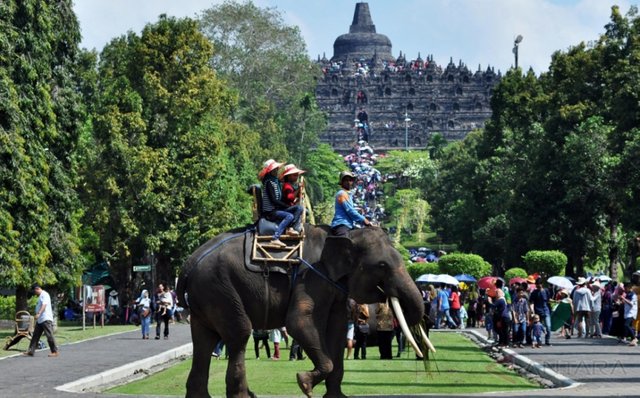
{"left": 332, "top": 2, "right": 394, "bottom": 63}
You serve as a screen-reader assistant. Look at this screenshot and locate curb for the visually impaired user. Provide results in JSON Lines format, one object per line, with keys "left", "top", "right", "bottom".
{"left": 55, "top": 343, "right": 193, "bottom": 393}
{"left": 464, "top": 330, "right": 582, "bottom": 389}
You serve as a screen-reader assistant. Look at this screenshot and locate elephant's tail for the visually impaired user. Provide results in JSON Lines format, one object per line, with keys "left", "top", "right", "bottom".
{"left": 176, "top": 258, "right": 195, "bottom": 309}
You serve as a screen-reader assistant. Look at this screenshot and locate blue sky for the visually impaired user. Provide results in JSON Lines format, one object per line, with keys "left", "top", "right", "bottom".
{"left": 73, "top": 0, "right": 635, "bottom": 73}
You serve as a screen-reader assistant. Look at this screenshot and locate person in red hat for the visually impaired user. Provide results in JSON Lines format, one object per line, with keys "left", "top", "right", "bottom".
{"left": 279, "top": 164, "right": 305, "bottom": 234}
{"left": 259, "top": 159, "right": 294, "bottom": 247}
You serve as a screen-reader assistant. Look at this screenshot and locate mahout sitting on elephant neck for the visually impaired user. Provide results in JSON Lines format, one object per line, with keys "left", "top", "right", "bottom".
{"left": 177, "top": 224, "right": 424, "bottom": 398}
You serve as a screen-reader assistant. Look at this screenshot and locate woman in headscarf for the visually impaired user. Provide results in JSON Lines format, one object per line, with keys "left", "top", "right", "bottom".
{"left": 136, "top": 289, "right": 152, "bottom": 340}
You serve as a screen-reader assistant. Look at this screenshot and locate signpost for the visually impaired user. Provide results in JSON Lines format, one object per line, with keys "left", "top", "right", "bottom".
{"left": 133, "top": 264, "right": 151, "bottom": 272}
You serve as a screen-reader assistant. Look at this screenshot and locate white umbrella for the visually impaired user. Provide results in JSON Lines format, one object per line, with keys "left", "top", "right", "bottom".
{"left": 594, "top": 275, "right": 612, "bottom": 283}
{"left": 437, "top": 274, "right": 461, "bottom": 286}
{"left": 415, "top": 274, "right": 439, "bottom": 283}
{"left": 547, "top": 276, "right": 574, "bottom": 291}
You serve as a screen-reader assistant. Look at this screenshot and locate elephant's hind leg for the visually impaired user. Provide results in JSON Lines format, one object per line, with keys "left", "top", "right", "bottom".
{"left": 186, "top": 315, "right": 218, "bottom": 398}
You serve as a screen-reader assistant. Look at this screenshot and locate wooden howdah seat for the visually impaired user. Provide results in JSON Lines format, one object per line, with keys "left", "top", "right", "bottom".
{"left": 248, "top": 184, "right": 304, "bottom": 266}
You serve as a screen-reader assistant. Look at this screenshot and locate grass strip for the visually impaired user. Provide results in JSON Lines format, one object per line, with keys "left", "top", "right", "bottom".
{"left": 108, "top": 332, "right": 540, "bottom": 396}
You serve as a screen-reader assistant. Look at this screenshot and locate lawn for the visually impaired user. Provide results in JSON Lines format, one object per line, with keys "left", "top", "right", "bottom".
{"left": 107, "top": 332, "right": 540, "bottom": 396}
{"left": 0, "top": 321, "right": 137, "bottom": 358}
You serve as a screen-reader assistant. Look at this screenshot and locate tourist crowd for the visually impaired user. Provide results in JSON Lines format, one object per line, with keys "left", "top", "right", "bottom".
{"left": 421, "top": 275, "right": 640, "bottom": 349}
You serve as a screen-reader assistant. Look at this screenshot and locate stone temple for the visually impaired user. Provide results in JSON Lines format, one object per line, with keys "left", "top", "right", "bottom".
{"left": 315, "top": 2, "right": 501, "bottom": 152}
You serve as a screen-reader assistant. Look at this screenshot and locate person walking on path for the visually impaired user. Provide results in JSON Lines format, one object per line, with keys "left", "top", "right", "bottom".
{"left": 573, "top": 277, "right": 593, "bottom": 338}
{"left": 154, "top": 283, "right": 172, "bottom": 340}
{"left": 529, "top": 278, "right": 552, "bottom": 346}
{"left": 622, "top": 282, "right": 638, "bottom": 346}
{"left": 436, "top": 284, "right": 456, "bottom": 329}
{"left": 512, "top": 288, "right": 529, "bottom": 347}
{"left": 589, "top": 280, "right": 603, "bottom": 338}
{"left": 136, "top": 289, "right": 152, "bottom": 339}
{"left": 24, "top": 283, "right": 59, "bottom": 357}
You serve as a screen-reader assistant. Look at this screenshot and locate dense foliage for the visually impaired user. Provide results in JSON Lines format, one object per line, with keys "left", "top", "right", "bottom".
{"left": 0, "top": 0, "right": 87, "bottom": 308}
{"left": 406, "top": 262, "right": 440, "bottom": 281}
{"left": 522, "top": 250, "right": 567, "bottom": 278}
{"left": 429, "top": 6, "right": 640, "bottom": 278}
{"left": 198, "top": 0, "right": 326, "bottom": 166}
{"left": 81, "top": 16, "right": 259, "bottom": 286}
{"left": 504, "top": 267, "right": 528, "bottom": 280}
{"left": 438, "top": 254, "right": 492, "bottom": 279}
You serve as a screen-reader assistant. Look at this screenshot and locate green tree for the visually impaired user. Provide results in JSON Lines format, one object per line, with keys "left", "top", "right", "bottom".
{"left": 376, "top": 150, "right": 436, "bottom": 191}
{"left": 438, "top": 253, "right": 492, "bottom": 280}
{"left": 0, "top": 0, "right": 87, "bottom": 310}
{"left": 302, "top": 143, "right": 347, "bottom": 223}
{"left": 199, "top": 0, "right": 326, "bottom": 165}
{"left": 84, "top": 16, "right": 258, "bottom": 290}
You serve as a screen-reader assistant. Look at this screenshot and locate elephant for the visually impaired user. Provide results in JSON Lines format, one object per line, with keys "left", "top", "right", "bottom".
{"left": 177, "top": 224, "right": 428, "bottom": 398}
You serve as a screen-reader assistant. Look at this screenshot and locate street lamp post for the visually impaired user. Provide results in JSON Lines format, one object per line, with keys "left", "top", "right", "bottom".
{"left": 513, "top": 34, "right": 523, "bottom": 69}
{"left": 404, "top": 111, "right": 411, "bottom": 150}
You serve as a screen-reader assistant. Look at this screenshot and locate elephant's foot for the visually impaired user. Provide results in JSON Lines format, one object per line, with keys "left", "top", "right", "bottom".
{"left": 323, "top": 392, "right": 347, "bottom": 398}
{"left": 297, "top": 372, "right": 314, "bottom": 398}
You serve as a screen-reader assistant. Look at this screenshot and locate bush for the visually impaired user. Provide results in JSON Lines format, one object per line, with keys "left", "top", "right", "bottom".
{"left": 0, "top": 296, "right": 38, "bottom": 320}
{"left": 438, "top": 253, "right": 491, "bottom": 279}
{"left": 407, "top": 262, "right": 440, "bottom": 280}
{"left": 523, "top": 250, "right": 567, "bottom": 277}
{"left": 504, "top": 267, "right": 528, "bottom": 280}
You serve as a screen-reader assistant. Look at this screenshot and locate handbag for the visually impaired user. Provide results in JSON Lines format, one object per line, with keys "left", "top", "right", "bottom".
{"left": 141, "top": 307, "right": 150, "bottom": 318}
{"left": 357, "top": 323, "right": 370, "bottom": 334}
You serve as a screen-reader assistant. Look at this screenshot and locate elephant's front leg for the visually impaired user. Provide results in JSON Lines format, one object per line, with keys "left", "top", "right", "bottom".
{"left": 323, "top": 302, "right": 348, "bottom": 398}
{"left": 287, "top": 298, "right": 335, "bottom": 398}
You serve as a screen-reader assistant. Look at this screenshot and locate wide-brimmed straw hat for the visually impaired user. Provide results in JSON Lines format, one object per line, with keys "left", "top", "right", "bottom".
{"left": 258, "top": 159, "right": 283, "bottom": 179}
{"left": 576, "top": 277, "right": 588, "bottom": 286}
{"left": 280, "top": 164, "right": 305, "bottom": 180}
{"left": 109, "top": 290, "right": 118, "bottom": 297}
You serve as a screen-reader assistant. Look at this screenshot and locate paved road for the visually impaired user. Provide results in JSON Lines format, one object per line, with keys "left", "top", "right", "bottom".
{"left": 1, "top": 323, "right": 639, "bottom": 397}
{"left": 0, "top": 322, "right": 192, "bottom": 398}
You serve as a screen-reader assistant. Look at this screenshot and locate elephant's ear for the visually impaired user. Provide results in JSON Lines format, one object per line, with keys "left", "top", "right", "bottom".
{"left": 321, "top": 236, "right": 354, "bottom": 281}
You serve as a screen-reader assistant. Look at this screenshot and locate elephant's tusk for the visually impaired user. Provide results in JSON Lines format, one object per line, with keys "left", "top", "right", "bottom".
{"left": 390, "top": 296, "right": 423, "bottom": 358}
{"left": 419, "top": 325, "right": 436, "bottom": 353}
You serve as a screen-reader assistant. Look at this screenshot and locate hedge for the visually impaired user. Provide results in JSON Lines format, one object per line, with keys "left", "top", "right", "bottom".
{"left": 504, "top": 267, "right": 528, "bottom": 280}
{"left": 523, "top": 250, "right": 567, "bottom": 277}
{"left": 407, "top": 262, "right": 440, "bottom": 281}
{"left": 438, "top": 253, "right": 491, "bottom": 279}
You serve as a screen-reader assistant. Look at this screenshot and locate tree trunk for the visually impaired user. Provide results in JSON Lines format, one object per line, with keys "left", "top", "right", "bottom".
{"left": 627, "top": 236, "right": 640, "bottom": 281}
{"left": 575, "top": 252, "right": 585, "bottom": 277}
{"left": 15, "top": 285, "right": 28, "bottom": 313}
{"left": 565, "top": 256, "right": 575, "bottom": 277}
{"left": 608, "top": 218, "right": 619, "bottom": 280}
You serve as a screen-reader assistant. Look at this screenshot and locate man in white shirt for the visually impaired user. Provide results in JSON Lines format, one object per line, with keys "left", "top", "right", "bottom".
{"left": 24, "top": 283, "right": 59, "bottom": 357}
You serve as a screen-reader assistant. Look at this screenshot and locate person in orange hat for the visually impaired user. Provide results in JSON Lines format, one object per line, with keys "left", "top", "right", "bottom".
{"left": 259, "top": 159, "right": 293, "bottom": 247}
{"left": 279, "top": 164, "right": 305, "bottom": 234}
